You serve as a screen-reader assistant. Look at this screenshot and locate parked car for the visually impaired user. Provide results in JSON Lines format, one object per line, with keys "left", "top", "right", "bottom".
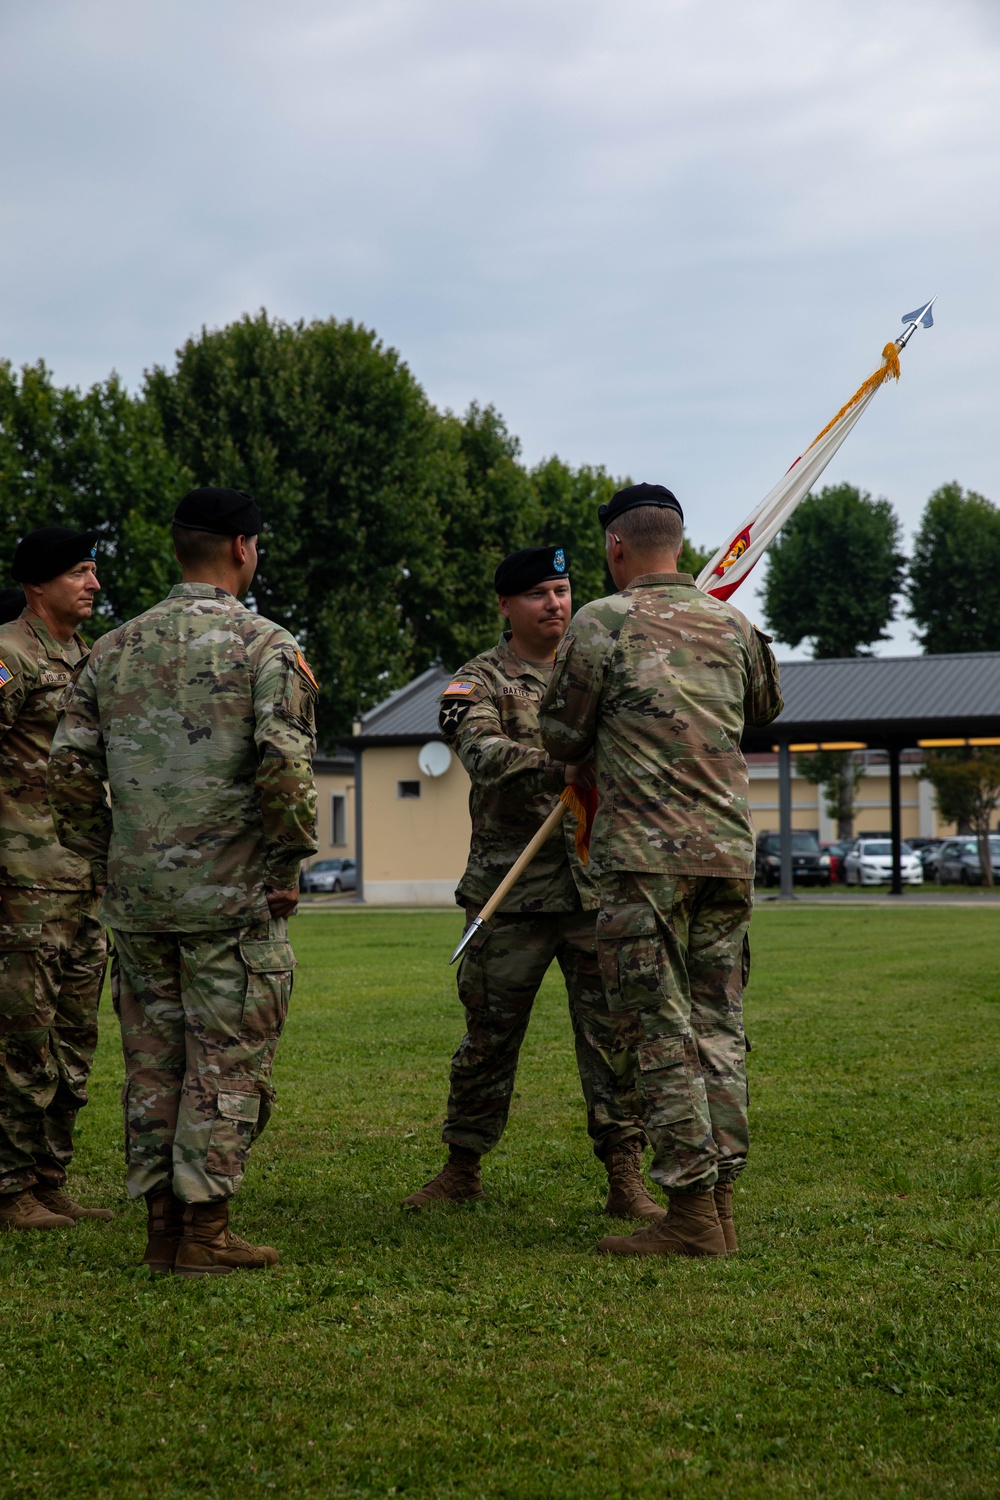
{"left": 842, "top": 839, "right": 923, "bottom": 886}
{"left": 755, "top": 832, "right": 831, "bottom": 887}
{"left": 820, "top": 840, "right": 852, "bottom": 882}
{"left": 933, "top": 836, "right": 1000, "bottom": 885}
{"left": 908, "top": 837, "right": 943, "bottom": 876}
{"left": 300, "top": 857, "right": 357, "bottom": 893}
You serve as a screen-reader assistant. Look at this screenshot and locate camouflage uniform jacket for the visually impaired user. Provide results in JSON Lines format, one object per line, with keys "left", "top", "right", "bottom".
{"left": 441, "top": 633, "right": 596, "bottom": 913}
{"left": 539, "top": 573, "right": 783, "bottom": 879}
{"left": 0, "top": 609, "right": 92, "bottom": 890}
{"left": 48, "top": 583, "right": 318, "bottom": 932}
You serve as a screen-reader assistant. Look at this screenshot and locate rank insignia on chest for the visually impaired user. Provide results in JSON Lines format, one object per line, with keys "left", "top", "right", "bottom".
{"left": 0, "top": 660, "right": 12, "bottom": 687}
{"left": 443, "top": 680, "right": 477, "bottom": 695}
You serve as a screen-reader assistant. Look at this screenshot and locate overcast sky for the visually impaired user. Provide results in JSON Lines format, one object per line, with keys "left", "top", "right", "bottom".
{"left": 2, "top": 0, "right": 997, "bottom": 651}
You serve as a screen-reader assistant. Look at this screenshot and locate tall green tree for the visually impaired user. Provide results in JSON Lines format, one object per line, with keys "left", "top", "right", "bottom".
{"left": 761, "top": 482, "right": 905, "bottom": 658}
{"left": 0, "top": 360, "right": 186, "bottom": 635}
{"left": 146, "top": 312, "right": 468, "bottom": 737}
{"left": 796, "top": 749, "right": 865, "bottom": 840}
{"left": 907, "top": 482, "right": 1000, "bottom": 653}
{"left": 921, "top": 749, "right": 1000, "bottom": 886}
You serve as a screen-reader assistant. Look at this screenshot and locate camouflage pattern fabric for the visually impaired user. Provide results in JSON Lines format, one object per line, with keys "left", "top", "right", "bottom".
{"left": 445, "top": 907, "right": 643, "bottom": 1159}
{"left": 0, "top": 610, "right": 91, "bottom": 890}
{"left": 539, "top": 573, "right": 783, "bottom": 879}
{"left": 111, "top": 918, "right": 293, "bottom": 1203}
{"left": 0, "top": 888, "right": 106, "bottom": 1195}
{"left": 597, "top": 873, "right": 752, "bottom": 1192}
{"left": 440, "top": 633, "right": 596, "bottom": 913}
{"left": 48, "top": 583, "right": 318, "bottom": 931}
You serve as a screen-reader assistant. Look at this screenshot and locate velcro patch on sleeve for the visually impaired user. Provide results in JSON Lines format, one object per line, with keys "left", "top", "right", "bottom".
{"left": 439, "top": 699, "right": 474, "bottom": 737}
{"left": 442, "top": 680, "right": 477, "bottom": 695}
{"left": 0, "top": 660, "right": 14, "bottom": 689}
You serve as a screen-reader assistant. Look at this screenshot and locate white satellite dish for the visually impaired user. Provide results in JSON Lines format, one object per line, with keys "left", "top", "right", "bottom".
{"left": 418, "top": 741, "right": 452, "bottom": 778}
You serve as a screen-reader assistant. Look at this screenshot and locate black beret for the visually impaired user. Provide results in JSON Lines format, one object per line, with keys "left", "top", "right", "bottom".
{"left": 494, "top": 545, "right": 569, "bottom": 596}
{"left": 0, "top": 588, "right": 25, "bottom": 624}
{"left": 598, "top": 483, "right": 684, "bottom": 530}
{"left": 172, "top": 486, "right": 261, "bottom": 538}
{"left": 11, "top": 527, "right": 99, "bottom": 585}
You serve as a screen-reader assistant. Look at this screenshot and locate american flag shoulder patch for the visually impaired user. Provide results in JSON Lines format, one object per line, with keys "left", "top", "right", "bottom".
{"left": 442, "top": 680, "right": 477, "bottom": 696}
{"left": 0, "top": 660, "right": 13, "bottom": 687}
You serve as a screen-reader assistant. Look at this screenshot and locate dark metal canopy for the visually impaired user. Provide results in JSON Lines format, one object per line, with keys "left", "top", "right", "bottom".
{"left": 747, "top": 652, "right": 1000, "bottom": 898}
{"left": 742, "top": 651, "right": 1000, "bottom": 753}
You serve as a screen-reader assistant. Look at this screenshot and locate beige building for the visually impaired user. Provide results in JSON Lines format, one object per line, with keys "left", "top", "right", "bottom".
{"left": 316, "top": 653, "right": 1000, "bottom": 903}
{"left": 747, "top": 750, "right": 942, "bottom": 842}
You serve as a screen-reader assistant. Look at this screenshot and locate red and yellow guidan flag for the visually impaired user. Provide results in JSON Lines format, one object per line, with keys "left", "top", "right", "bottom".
{"left": 696, "top": 300, "right": 934, "bottom": 602}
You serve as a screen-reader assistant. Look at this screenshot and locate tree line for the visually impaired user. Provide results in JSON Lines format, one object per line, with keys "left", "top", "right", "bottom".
{"left": 3, "top": 310, "right": 997, "bottom": 748}
{"left": 0, "top": 311, "right": 706, "bottom": 742}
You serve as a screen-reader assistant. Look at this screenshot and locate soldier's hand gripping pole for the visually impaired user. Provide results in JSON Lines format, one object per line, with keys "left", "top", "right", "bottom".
{"left": 449, "top": 796, "right": 570, "bottom": 965}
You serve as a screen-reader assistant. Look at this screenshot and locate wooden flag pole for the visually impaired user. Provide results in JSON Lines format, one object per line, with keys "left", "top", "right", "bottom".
{"left": 449, "top": 799, "right": 570, "bottom": 966}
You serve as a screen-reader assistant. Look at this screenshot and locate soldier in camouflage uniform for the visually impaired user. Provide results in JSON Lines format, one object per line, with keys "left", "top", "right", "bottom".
{"left": 403, "top": 546, "right": 663, "bottom": 1221}
{"left": 540, "top": 485, "right": 783, "bottom": 1257}
{"left": 0, "top": 528, "right": 111, "bottom": 1234}
{"left": 49, "top": 488, "right": 318, "bottom": 1276}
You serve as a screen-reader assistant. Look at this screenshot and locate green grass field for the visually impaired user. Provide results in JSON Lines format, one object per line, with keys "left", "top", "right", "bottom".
{"left": 4, "top": 907, "right": 1000, "bottom": 1498}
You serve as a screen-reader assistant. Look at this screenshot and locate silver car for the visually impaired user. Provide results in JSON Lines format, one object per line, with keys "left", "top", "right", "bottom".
{"left": 300, "top": 858, "right": 357, "bottom": 893}
{"left": 843, "top": 839, "right": 923, "bottom": 886}
{"left": 933, "top": 836, "right": 1000, "bottom": 885}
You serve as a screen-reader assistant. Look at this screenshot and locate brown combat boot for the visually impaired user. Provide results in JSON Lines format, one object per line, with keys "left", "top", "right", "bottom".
{"left": 603, "top": 1139, "right": 667, "bottom": 1222}
{"left": 401, "top": 1145, "right": 485, "bottom": 1210}
{"left": 33, "top": 1185, "right": 114, "bottom": 1222}
{"left": 143, "top": 1188, "right": 185, "bottom": 1274}
{"left": 714, "top": 1180, "right": 737, "bottom": 1254}
{"left": 597, "top": 1187, "right": 727, "bottom": 1258}
{"left": 173, "top": 1201, "right": 280, "bottom": 1277}
{"left": 0, "top": 1188, "right": 75, "bottom": 1231}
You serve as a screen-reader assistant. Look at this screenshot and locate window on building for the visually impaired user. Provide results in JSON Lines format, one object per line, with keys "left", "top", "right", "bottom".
{"left": 330, "top": 793, "right": 347, "bottom": 846}
{"left": 397, "top": 780, "right": 421, "bottom": 799}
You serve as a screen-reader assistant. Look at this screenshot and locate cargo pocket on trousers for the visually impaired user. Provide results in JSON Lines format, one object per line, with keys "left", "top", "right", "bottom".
{"left": 238, "top": 939, "right": 295, "bottom": 1043}
{"left": 635, "top": 1034, "right": 696, "bottom": 1128}
{"left": 205, "top": 1088, "right": 261, "bottom": 1178}
{"left": 0, "top": 923, "right": 43, "bottom": 1023}
{"left": 596, "top": 904, "right": 662, "bottom": 1017}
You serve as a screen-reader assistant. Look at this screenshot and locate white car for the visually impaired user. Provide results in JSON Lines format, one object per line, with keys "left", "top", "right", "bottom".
{"left": 842, "top": 838, "right": 923, "bottom": 886}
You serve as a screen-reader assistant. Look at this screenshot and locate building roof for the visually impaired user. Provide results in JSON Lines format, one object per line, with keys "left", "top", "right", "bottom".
{"left": 346, "top": 664, "right": 453, "bottom": 748}
{"left": 745, "top": 651, "right": 1000, "bottom": 751}
{"left": 342, "top": 652, "right": 1000, "bottom": 753}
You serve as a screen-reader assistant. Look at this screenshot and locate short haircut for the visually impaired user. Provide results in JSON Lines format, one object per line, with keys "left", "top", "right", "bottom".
{"left": 172, "top": 524, "right": 237, "bottom": 569}
{"left": 610, "top": 504, "right": 684, "bottom": 557}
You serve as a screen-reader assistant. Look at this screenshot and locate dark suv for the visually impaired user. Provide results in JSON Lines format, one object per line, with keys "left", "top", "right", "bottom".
{"left": 755, "top": 832, "right": 832, "bottom": 888}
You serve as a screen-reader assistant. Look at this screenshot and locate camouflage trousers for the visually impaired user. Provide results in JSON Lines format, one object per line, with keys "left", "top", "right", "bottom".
{"left": 445, "top": 906, "right": 645, "bottom": 1159}
{"left": 0, "top": 887, "right": 106, "bottom": 1196}
{"left": 597, "top": 873, "right": 752, "bottom": 1193}
{"left": 110, "top": 918, "right": 294, "bottom": 1204}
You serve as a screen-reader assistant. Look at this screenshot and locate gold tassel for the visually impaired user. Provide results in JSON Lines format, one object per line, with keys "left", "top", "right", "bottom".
{"left": 559, "top": 784, "right": 590, "bottom": 866}
{"left": 807, "top": 341, "right": 901, "bottom": 452}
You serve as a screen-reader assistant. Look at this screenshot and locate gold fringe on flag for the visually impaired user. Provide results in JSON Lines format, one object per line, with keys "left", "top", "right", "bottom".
{"left": 559, "top": 784, "right": 590, "bottom": 866}
{"left": 807, "top": 341, "right": 902, "bottom": 452}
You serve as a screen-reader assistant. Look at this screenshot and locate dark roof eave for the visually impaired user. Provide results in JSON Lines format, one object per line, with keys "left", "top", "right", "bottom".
{"left": 333, "top": 733, "right": 448, "bottom": 751}
{"left": 742, "top": 714, "right": 1000, "bottom": 751}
